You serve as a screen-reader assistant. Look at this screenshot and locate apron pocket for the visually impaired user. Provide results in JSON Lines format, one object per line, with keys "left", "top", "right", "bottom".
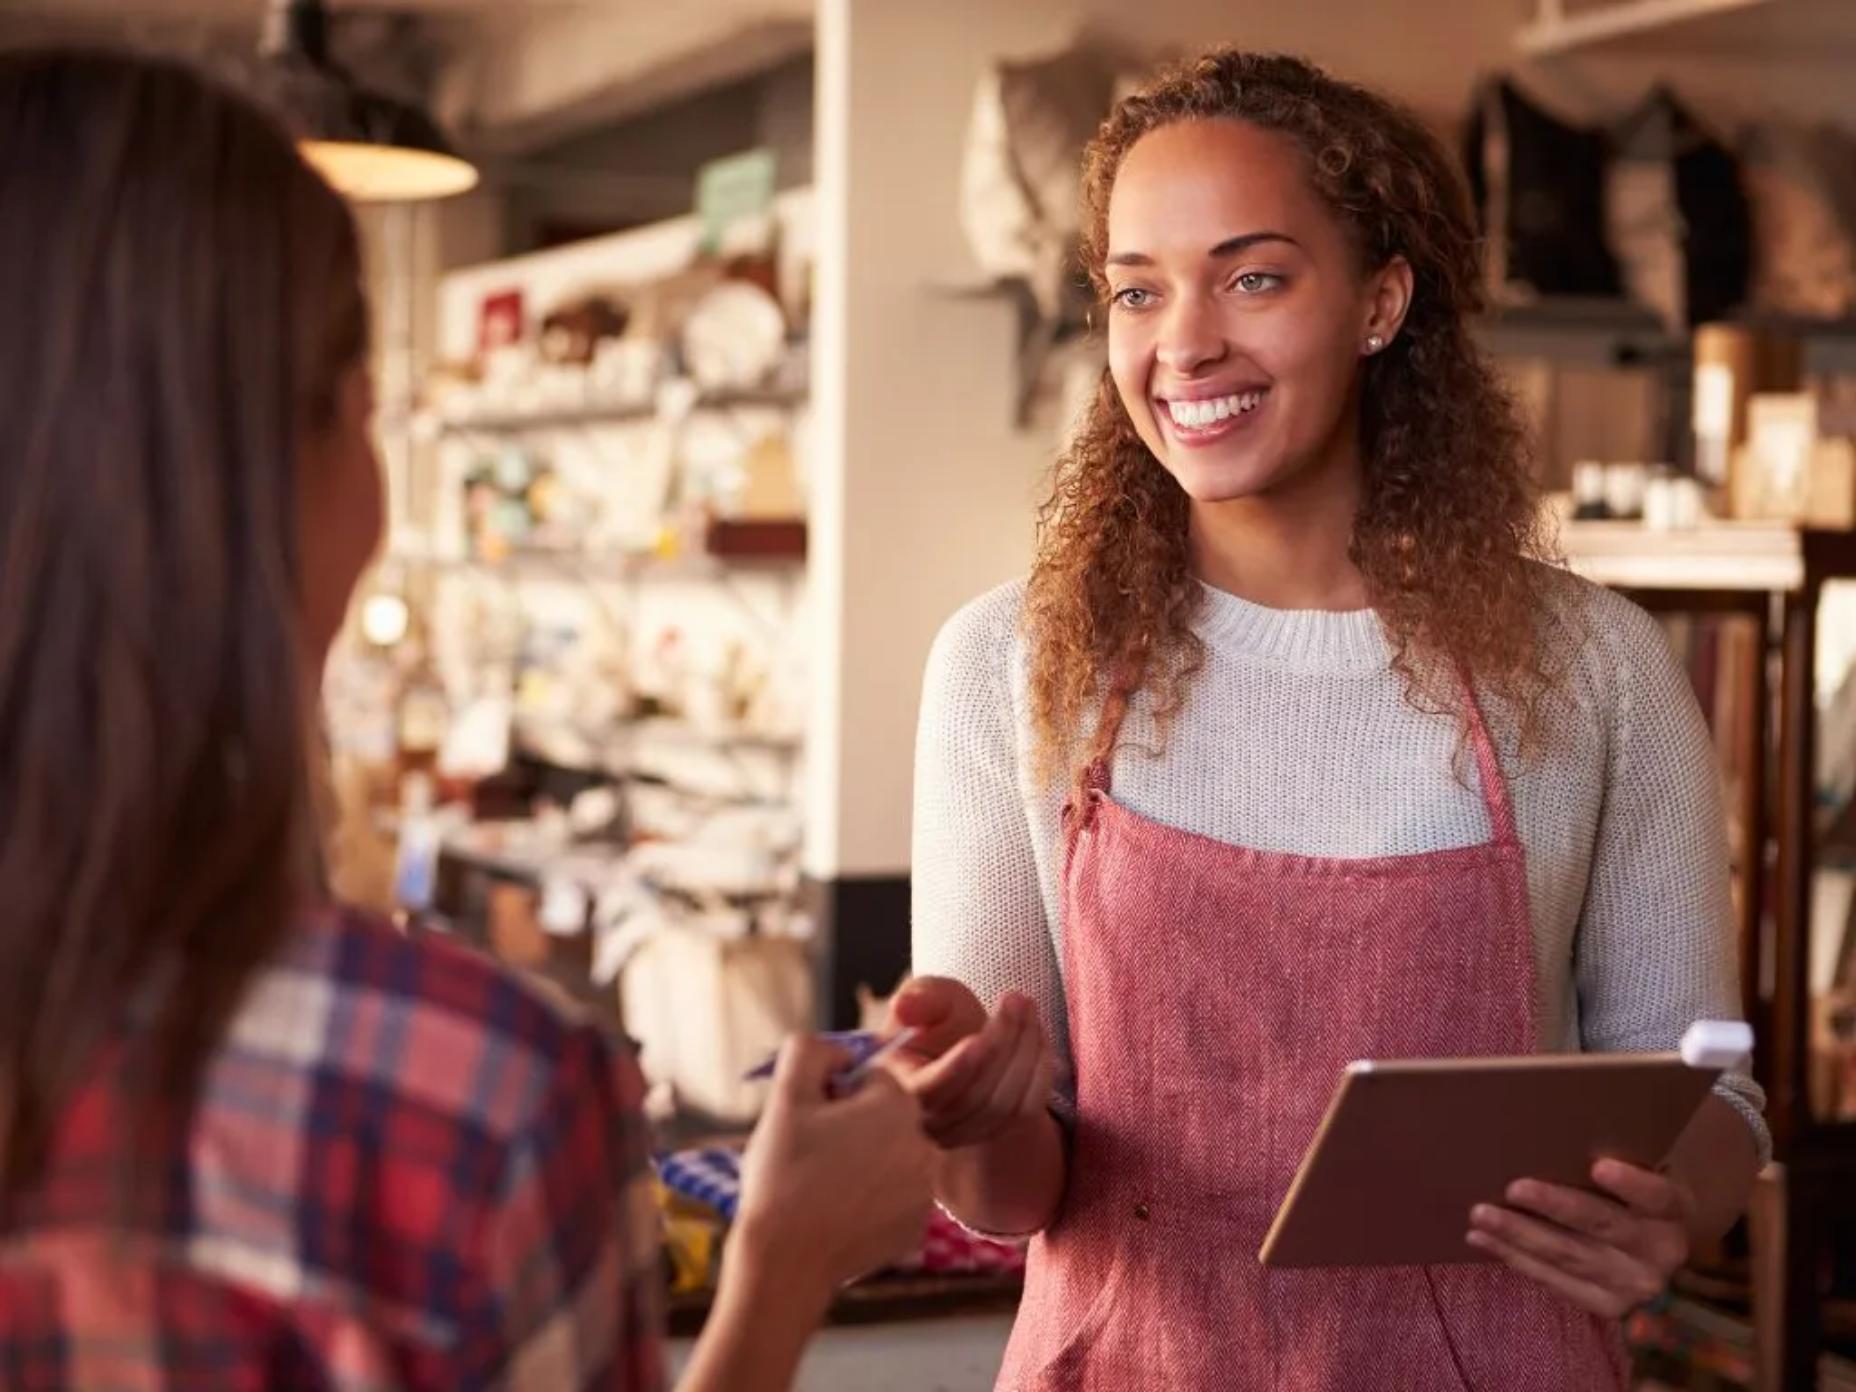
{"left": 1000, "top": 1225, "right": 1131, "bottom": 1391}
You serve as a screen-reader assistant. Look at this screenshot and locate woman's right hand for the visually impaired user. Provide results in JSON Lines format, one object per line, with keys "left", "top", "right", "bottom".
{"left": 686, "top": 1040, "right": 933, "bottom": 1392}
{"left": 733, "top": 1035, "right": 934, "bottom": 1300}
{"left": 886, "top": 976, "right": 1055, "bottom": 1150}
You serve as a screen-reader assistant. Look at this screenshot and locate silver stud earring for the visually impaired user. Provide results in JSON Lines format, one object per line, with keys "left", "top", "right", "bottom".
{"left": 1364, "top": 333, "right": 1385, "bottom": 354}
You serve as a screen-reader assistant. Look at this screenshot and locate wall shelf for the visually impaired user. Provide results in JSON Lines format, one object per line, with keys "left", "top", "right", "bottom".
{"left": 1558, "top": 520, "right": 1809, "bottom": 591}
{"left": 1477, "top": 303, "right": 1856, "bottom": 376}
{"left": 1519, "top": 0, "right": 1772, "bottom": 56}
{"left": 1475, "top": 300, "right": 1682, "bottom": 368}
{"left": 396, "top": 547, "right": 804, "bottom": 585}
{"left": 1517, "top": 0, "right": 1856, "bottom": 58}
{"left": 433, "top": 387, "right": 807, "bottom": 438}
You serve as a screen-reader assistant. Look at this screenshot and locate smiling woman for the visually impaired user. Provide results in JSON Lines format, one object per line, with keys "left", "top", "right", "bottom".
{"left": 900, "top": 47, "right": 1768, "bottom": 1392}
{"left": 1033, "top": 55, "right": 1548, "bottom": 789}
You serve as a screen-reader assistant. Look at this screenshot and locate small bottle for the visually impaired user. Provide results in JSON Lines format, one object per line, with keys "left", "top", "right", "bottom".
{"left": 393, "top": 772, "right": 441, "bottom": 918}
{"left": 1604, "top": 463, "right": 1648, "bottom": 522}
{"left": 1572, "top": 461, "right": 1609, "bottom": 520}
{"left": 539, "top": 879, "right": 589, "bottom": 938}
{"left": 1644, "top": 467, "right": 1679, "bottom": 531}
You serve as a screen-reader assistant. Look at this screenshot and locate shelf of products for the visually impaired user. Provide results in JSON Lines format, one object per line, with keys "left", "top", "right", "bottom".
{"left": 1560, "top": 521, "right": 1856, "bottom": 1390}
{"left": 323, "top": 188, "right": 822, "bottom": 1144}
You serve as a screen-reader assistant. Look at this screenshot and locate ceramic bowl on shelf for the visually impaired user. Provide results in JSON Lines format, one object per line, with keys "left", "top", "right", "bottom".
{"left": 681, "top": 281, "right": 786, "bottom": 393}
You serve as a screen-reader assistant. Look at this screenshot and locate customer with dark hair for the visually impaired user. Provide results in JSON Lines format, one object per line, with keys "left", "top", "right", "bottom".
{"left": 0, "top": 47, "right": 928, "bottom": 1391}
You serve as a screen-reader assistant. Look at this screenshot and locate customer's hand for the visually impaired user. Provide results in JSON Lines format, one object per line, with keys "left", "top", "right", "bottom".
{"left": 1466, "top": 1158, "right": 1694, "bottom": 1317}
{"left": 885, "top": 976, "right": 1055, "bottom": 1149}
{"left": 734, "top": 1035, "right": 933, "bottom": 1301}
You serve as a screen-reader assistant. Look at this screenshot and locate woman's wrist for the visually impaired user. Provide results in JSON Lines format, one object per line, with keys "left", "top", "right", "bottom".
{"left": 932, "top": 1107, "right": 1066, "bottom": 1234}
{"left": 726, "top": 1215, "right": 838, "bottom": 1326}
{"left": 686, "top": 1230, "right": 835, "bottom": 1392}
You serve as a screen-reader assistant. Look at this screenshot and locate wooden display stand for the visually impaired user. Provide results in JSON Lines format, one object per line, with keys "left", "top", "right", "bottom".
{"left": 1563, "top": 522, "right": 1856, "bottom": 1389}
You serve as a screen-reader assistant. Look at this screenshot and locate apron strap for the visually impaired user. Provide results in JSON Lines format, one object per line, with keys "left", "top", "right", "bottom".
{"left": 1080, "top": 680, "right": 1135, "bottom": 798}
{"left": 1459, "top": 673, "right": 1519, "bottom": 846}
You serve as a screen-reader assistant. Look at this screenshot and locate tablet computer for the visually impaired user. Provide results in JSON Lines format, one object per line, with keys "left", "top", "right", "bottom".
{"left": 1257, "top": 1044, "right": 1729, "bottom": 1269}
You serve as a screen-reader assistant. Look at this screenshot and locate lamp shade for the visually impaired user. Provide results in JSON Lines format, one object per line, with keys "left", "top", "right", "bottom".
{"left": 257, "top": 0, "right": 477, "bottom": 202}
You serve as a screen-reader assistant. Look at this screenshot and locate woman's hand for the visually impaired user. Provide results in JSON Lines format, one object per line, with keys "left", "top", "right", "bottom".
{"left": 885, "top": 976, "right": 1055, "bottom": 1150}
{"left": 684, "top": 1037, "right": 933, "bottom": 1392}
{"left": 1466, "top": 1158, "right": 1694, "bottom": 1317}
{"left": 734, "top": 1035, "right": 934, "bottom": 1297}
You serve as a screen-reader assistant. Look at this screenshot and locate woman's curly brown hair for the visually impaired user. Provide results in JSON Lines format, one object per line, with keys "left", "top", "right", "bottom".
{"left": 1025, "top": 49, "right": 1556, "bottom": 790}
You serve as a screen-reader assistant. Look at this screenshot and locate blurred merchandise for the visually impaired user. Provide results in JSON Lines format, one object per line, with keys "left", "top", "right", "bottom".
{"left": 1814, "top": 991, "right": 1856, "bottom": 1121}
{"left": 1732, "top": 391, "right": 1856, "bottom": 525}
{"left": 392, "top": 772, "right": 443, "bottom": 915}
{"left": 540, "top": 293, "right": 630, "bottom": 365}
{"left": 1466, "top": 78, "right": 1621, "bottom": 303}
{"left": 1692, "top": 322, "right": 1802, "bottom": 503}
{"left": 959, "top": 42, "right": 1134, "bottom": 321}
{"left": 1603, "top": 461, "right": 1649, "bottom": 521}
{"left": 394, "top": 647, "right": 450, "bottom": 776}
{"left": 1606, "top": 87, "right": 1751, "bottom": 331}
{"left": 1572, "top": 460, "right": 1609, "bottom": 519}
{"left": 681, "top": 280, "right": 786, "bottom": 392}
{"left": 1739, "top": 121, "right": 1856, "bottom": 321}
{"left": 620, "top": 923, "right": 811, "bottom": 1122}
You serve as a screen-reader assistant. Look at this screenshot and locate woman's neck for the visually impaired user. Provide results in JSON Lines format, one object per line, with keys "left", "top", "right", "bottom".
{"left": 1189, "top": 453, "right": 1367, "bottom": 612}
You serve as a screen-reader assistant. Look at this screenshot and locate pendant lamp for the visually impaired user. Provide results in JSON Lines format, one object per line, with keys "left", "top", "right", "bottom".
{"left": 257, "top": 0, "right": 478, "bottom": 202}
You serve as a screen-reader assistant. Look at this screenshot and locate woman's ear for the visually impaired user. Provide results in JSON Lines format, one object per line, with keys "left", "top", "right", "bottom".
{"left": 1362, "top": 255, "right": 1415, "bottom": 352}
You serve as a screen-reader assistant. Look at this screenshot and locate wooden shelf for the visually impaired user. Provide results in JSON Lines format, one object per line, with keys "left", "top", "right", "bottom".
{"left": 396, "top": 544, "right": 804, "bottom": 584}
{"left": 1476, "top": 300, "right": 1682, "bottom": 368}
{"left": 434, "top": 387, "right": 806, "bottom": 437}
{"left": 1558, "top": 520, "right": 1807, "bottom": 591}
{"left": 1557, "top": 521, "right": 1856, "bottom": 594}
{"left": 513, "top": 715, "right": 801, "bottom": 766}
{"left": 1477, "top": 303, "right": 1856, "bottom": 372}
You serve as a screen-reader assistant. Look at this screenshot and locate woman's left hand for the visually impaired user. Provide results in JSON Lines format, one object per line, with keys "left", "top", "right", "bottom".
{"left": 1466, "top": 1159, "right": 1695, "bottom": 1318}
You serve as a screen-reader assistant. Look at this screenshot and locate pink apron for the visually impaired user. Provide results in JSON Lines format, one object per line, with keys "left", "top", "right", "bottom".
{"left": 996, "top": 687, "right": 1630, "bottom": 1391}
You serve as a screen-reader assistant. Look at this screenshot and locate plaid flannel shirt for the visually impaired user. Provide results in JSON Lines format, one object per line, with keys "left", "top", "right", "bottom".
{"left": 0, "top": 905, "right": 664, "bottom": 1391}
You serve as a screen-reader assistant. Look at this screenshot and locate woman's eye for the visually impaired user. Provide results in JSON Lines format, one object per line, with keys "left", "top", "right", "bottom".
{"left": 1234, "top": 272, "right": 1282, "bottom": 294}
{"left": 1112, "top": 287, "right": 1156, "bottom": 310}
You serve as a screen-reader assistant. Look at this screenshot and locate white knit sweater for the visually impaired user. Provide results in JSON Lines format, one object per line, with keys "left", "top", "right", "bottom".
{"left": 911, "top": 568, "right": 1770, "bottom": 1160}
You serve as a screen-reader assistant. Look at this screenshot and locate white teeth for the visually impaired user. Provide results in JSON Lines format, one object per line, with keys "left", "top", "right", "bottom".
{"left": 1166, "top": 391, "right": 1264, "bottom": 429}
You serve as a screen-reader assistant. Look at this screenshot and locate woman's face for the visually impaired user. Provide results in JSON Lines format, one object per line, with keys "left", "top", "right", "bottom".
{"left": 297, "top": 361, "right": 383, "bottom": 669}
{"left": 1104, "top": 118, "right": 1410, "bottom": 506}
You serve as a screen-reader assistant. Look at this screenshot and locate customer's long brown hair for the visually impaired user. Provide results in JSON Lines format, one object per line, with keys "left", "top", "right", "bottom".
{"left": 1026, "top": 51, "right": 1554, "bottom": 787}
{"left": 0, "top": 50, "right": 366, "bottom": 1204}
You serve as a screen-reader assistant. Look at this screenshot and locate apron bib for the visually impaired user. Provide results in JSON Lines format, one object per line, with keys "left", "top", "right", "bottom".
{"left": 997, "top": 687, "right": 1629, "bottom": 1391}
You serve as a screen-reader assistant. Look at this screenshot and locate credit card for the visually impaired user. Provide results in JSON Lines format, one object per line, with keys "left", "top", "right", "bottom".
{"left": 744, "top": 1028, "right": 918, "bottom": 1095}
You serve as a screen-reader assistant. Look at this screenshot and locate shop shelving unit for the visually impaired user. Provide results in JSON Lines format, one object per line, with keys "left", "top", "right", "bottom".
{"left": 1516, "top": 0, "right": 1856, "bottom": 59}
{"left": 1561, "top": 520, "right": 1856, "bottom": 1391}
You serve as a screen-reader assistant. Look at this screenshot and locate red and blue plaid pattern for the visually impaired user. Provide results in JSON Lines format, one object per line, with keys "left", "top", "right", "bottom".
{"left": 0, "top": 904, "right": 664, "bottom": 1390}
